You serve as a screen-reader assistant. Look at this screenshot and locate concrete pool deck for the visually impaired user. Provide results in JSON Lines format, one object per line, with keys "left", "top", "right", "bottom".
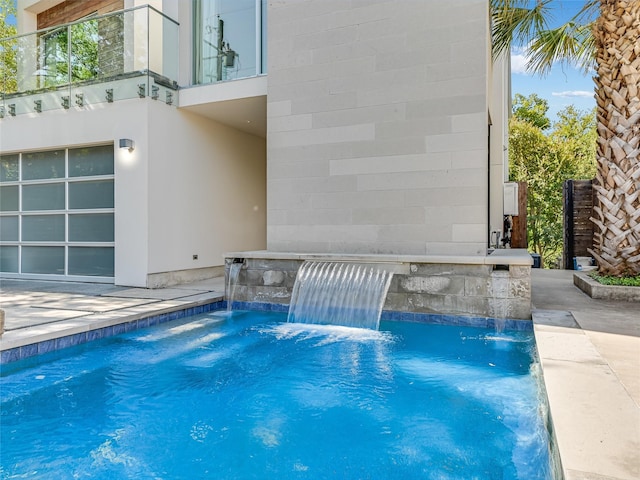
{"left": 530, "top": 269, "right": 639, "bottom": 480}
{"left": 0, "top": 277, "right": 226, "bottom": 352}
{"left": 1, "top": 270, "right": 639, "bottom": 479}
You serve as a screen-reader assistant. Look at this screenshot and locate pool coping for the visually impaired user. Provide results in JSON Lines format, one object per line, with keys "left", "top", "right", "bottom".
{"left": 532, "top": 309, "right": 640, "bottom": 480}
{"left": 0, "top": 295, "right": 224, "bottom": 363}
{"left": 225, "top": 249, "right": 535, "bottom": 266}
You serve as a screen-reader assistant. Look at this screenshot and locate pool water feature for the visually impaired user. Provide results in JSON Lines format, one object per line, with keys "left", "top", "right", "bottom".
{"left": 0, "top": 311, "right": 554, "bottom": 479}
{"left": 227, "top": 260, "right": 243, "bottom": 312}
{"left": 288, "top": 261, "right": 394, "bottom": 330}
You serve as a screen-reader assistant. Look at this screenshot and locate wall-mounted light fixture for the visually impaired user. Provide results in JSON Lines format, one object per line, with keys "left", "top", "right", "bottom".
{"left": 119, "top": 138, "right": 135, "bottom": 152}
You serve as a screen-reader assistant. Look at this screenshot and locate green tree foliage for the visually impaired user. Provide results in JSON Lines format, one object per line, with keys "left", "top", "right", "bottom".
{"left": 41, "top": 19, "right": 100, "bottom": 87}
{"left": 1, "top": 3, "right": 99, "bottom": 93}
{"left": 70, "top": 20, "right": 99, "bottom": 81}
{"left": 512, "top": 93, "right": 551, "bottom": 129}
{"left": 0, "top": 0, "right": 18, "bottom": 93}
{"left": 550, "top": 105, "right": 597, "bottom": 179}
{"left": 509, "top": 94, "right": 596, "bottom": 267}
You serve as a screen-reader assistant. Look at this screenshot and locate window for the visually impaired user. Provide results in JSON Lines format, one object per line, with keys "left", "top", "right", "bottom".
{"left": 194, "top": 0, "right": 266, "bottom": 84}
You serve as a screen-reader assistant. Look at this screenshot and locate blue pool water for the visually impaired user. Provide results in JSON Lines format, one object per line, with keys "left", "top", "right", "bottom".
{"left": 1, "top": 311, "right": 553, "bottom": 479}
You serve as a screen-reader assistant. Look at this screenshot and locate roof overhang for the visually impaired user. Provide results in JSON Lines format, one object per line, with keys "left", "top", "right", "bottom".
{"left": 179, "top": 76, "right": 267, "bottom": 138}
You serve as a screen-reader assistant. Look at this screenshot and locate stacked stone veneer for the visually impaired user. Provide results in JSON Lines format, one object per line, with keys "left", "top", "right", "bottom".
{"left": 225, "top": 255, "right": 532, "bottom": 320}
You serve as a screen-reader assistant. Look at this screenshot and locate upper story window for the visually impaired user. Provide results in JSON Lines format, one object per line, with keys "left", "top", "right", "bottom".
{"left": 193, "top": 0, "right": 266, "bottom": 85}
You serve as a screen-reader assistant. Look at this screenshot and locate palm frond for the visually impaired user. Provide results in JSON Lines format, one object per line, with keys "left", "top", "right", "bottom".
{"left": 573, "top": 0, "right": 599, "bottom": 25}
{"left": 491, "top": 0, "right": 553, "bottom": 60}
{"left": 491, "top": 0, "right": 599, "bottom": 76}
{"left": 527, "top": 21, "right": 596, "bottom": 76}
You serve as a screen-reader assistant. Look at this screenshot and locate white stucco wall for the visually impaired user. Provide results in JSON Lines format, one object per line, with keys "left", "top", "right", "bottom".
{"left": 0, "top": 99, "right": 266, "bottom": 287}
{"left": 146, "top": 102, "right": 266, "bottom": 277}
{"left": 266, "top": 0, "right": 492, "bottom": 256}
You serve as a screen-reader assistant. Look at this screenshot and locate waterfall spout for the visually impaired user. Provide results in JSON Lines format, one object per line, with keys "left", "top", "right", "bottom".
{"left": 226, "top": 260, "right": 243, "bottom": 312}
{"left": 287, "top": 261, "right": 393, "bottom": 330}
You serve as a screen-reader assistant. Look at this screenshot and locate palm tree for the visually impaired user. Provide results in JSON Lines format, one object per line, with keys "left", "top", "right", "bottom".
{"left": 491, "top": 0, "right": 639, "bottom": 276}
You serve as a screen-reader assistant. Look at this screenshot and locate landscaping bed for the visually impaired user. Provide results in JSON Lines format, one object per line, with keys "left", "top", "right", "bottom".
{"left": 573, "top": 272, "right": 640, "bottom": 302}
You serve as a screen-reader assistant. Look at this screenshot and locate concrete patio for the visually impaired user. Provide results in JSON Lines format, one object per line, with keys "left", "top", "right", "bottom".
{"left": 0, "top": 269, "right": 638, "bottom": 480}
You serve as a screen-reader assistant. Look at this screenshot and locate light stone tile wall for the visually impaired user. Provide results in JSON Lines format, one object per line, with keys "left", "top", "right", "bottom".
{"left": 267, "top": 0, "right": 491, "bottom": 256}
{"left": 224, "top": 257, "right": 532, "bottom": 320}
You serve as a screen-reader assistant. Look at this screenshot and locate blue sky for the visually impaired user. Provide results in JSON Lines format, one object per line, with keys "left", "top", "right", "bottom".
{"left": 4, "top": 0, "right": 16, "bottom": 25}
{"left": 510, "top": 1, "right": 596, "bottom": 123}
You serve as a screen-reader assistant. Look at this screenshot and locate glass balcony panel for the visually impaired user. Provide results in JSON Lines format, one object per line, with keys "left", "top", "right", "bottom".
{"left": 68, "top": 246, "right": 114, "bottom": 276}
{"left": 96, "top": 13, "right": 125, "bottom": 81}
{"left": 149, "top": 9, "right": 178, "bottom": 80}
{"left": 69, "top": 145, "right": 114, "bottom": 177}
{"left": 149, "top": 75, "right": 178, "bottom": 105}
{"left": 68, "top": 179, "right": 114, "bottom": 209}
{"left": 0, "top": 154, "right": 19, "bottom": 182}
{"left": 15, "top": 33, "right": 41, "bottom": 92}
{"left": 2, "top": 6, "right": 178, "bottom": 114}
{"left": 124, "top": 7, "right": 150, "bottom": 78}
{"left": 22, "top": 149, "right": 65, "bottom": 180}
{"left": 2, "top": 31, "right": 70, "bottom": 101}
{"left": 70, "top": 19, "right": 100, "bottom": 84}
{"left": 1, "top": 35, "right": 19, "bottom": 96}
{"left": 22, "top": 214, "right": 65, "bottom": 241}
{"left": 0, "top": 185, "right": 19, "bottom": 211}
{"left": 40, "top": 26, "right": 70, "bottom": 88}
{"left": 33, "top": 88, "right": 73, "bottom": 113}
{"left": 0, "top": 215, "right": 18, "bottom": 241}
{"left": 72, "top": 76, "right": 146, "bottom": 107}
{"left": 22, "top": 245, "right": 65, "bottom": 274}
{"left": 148, "top": 9, "right": 179, "bottom": 104}
{"left": 162, "top": 12, "right": 180, "bottom": 82}
{"left": 69, "top": 213, "right": 114, "bottom": 242}
{"left": 0, "top": 246, "right": 19, "bottom": 273}
{"left": 22, "top": 183, "right": 65, "bottom": 211}
{"left": 1, "top": 30, "right": 62, "bottom": 93}
{"left": 3, "top": 95, "right": 38, "bottom": 116}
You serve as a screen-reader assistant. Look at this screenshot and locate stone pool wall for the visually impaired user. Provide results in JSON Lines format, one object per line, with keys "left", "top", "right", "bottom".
{"left": 224, "top": 251, "right": 532, "bottom": 320}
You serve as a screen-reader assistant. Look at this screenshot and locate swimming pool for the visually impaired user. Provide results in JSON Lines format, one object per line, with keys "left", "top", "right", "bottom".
{"left": 1, "top": 310, "right": 554, "bottom": 479}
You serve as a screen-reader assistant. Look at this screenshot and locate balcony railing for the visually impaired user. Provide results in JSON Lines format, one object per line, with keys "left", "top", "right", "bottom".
{"left": 0, "top": 5, "right": 179, "bottom": 118}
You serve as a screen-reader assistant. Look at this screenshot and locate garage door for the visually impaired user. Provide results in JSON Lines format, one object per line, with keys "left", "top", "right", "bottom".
{"left": 0, "top": 145, "right": 115, "bottom": 281}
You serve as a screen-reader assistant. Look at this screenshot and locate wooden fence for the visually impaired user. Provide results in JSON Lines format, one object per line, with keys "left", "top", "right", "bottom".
{"left": 510, "top": 181, "right": 528, "bottom": 249}
{"left": 563, "top": 179, "right": 594, "bottom": 269}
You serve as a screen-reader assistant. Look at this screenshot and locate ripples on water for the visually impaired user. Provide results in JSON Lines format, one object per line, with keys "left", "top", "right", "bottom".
{"left": 1, "top": 311, "right": 553, "bottom": 479}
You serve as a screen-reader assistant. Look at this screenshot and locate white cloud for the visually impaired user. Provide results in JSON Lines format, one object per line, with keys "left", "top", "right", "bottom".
{"left": 510, "top": 47, "right": 529, "bottom": 74}
{"left": 551, "top": 91, "right": 593, "bottom": 98}
{"left": 511, "top": 53, "right": 529, "bottom": 74}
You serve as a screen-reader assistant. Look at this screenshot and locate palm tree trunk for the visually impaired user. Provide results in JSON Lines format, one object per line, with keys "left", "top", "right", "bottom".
{"left": 589, "top": 0, "right": 640, "bottom": 276}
